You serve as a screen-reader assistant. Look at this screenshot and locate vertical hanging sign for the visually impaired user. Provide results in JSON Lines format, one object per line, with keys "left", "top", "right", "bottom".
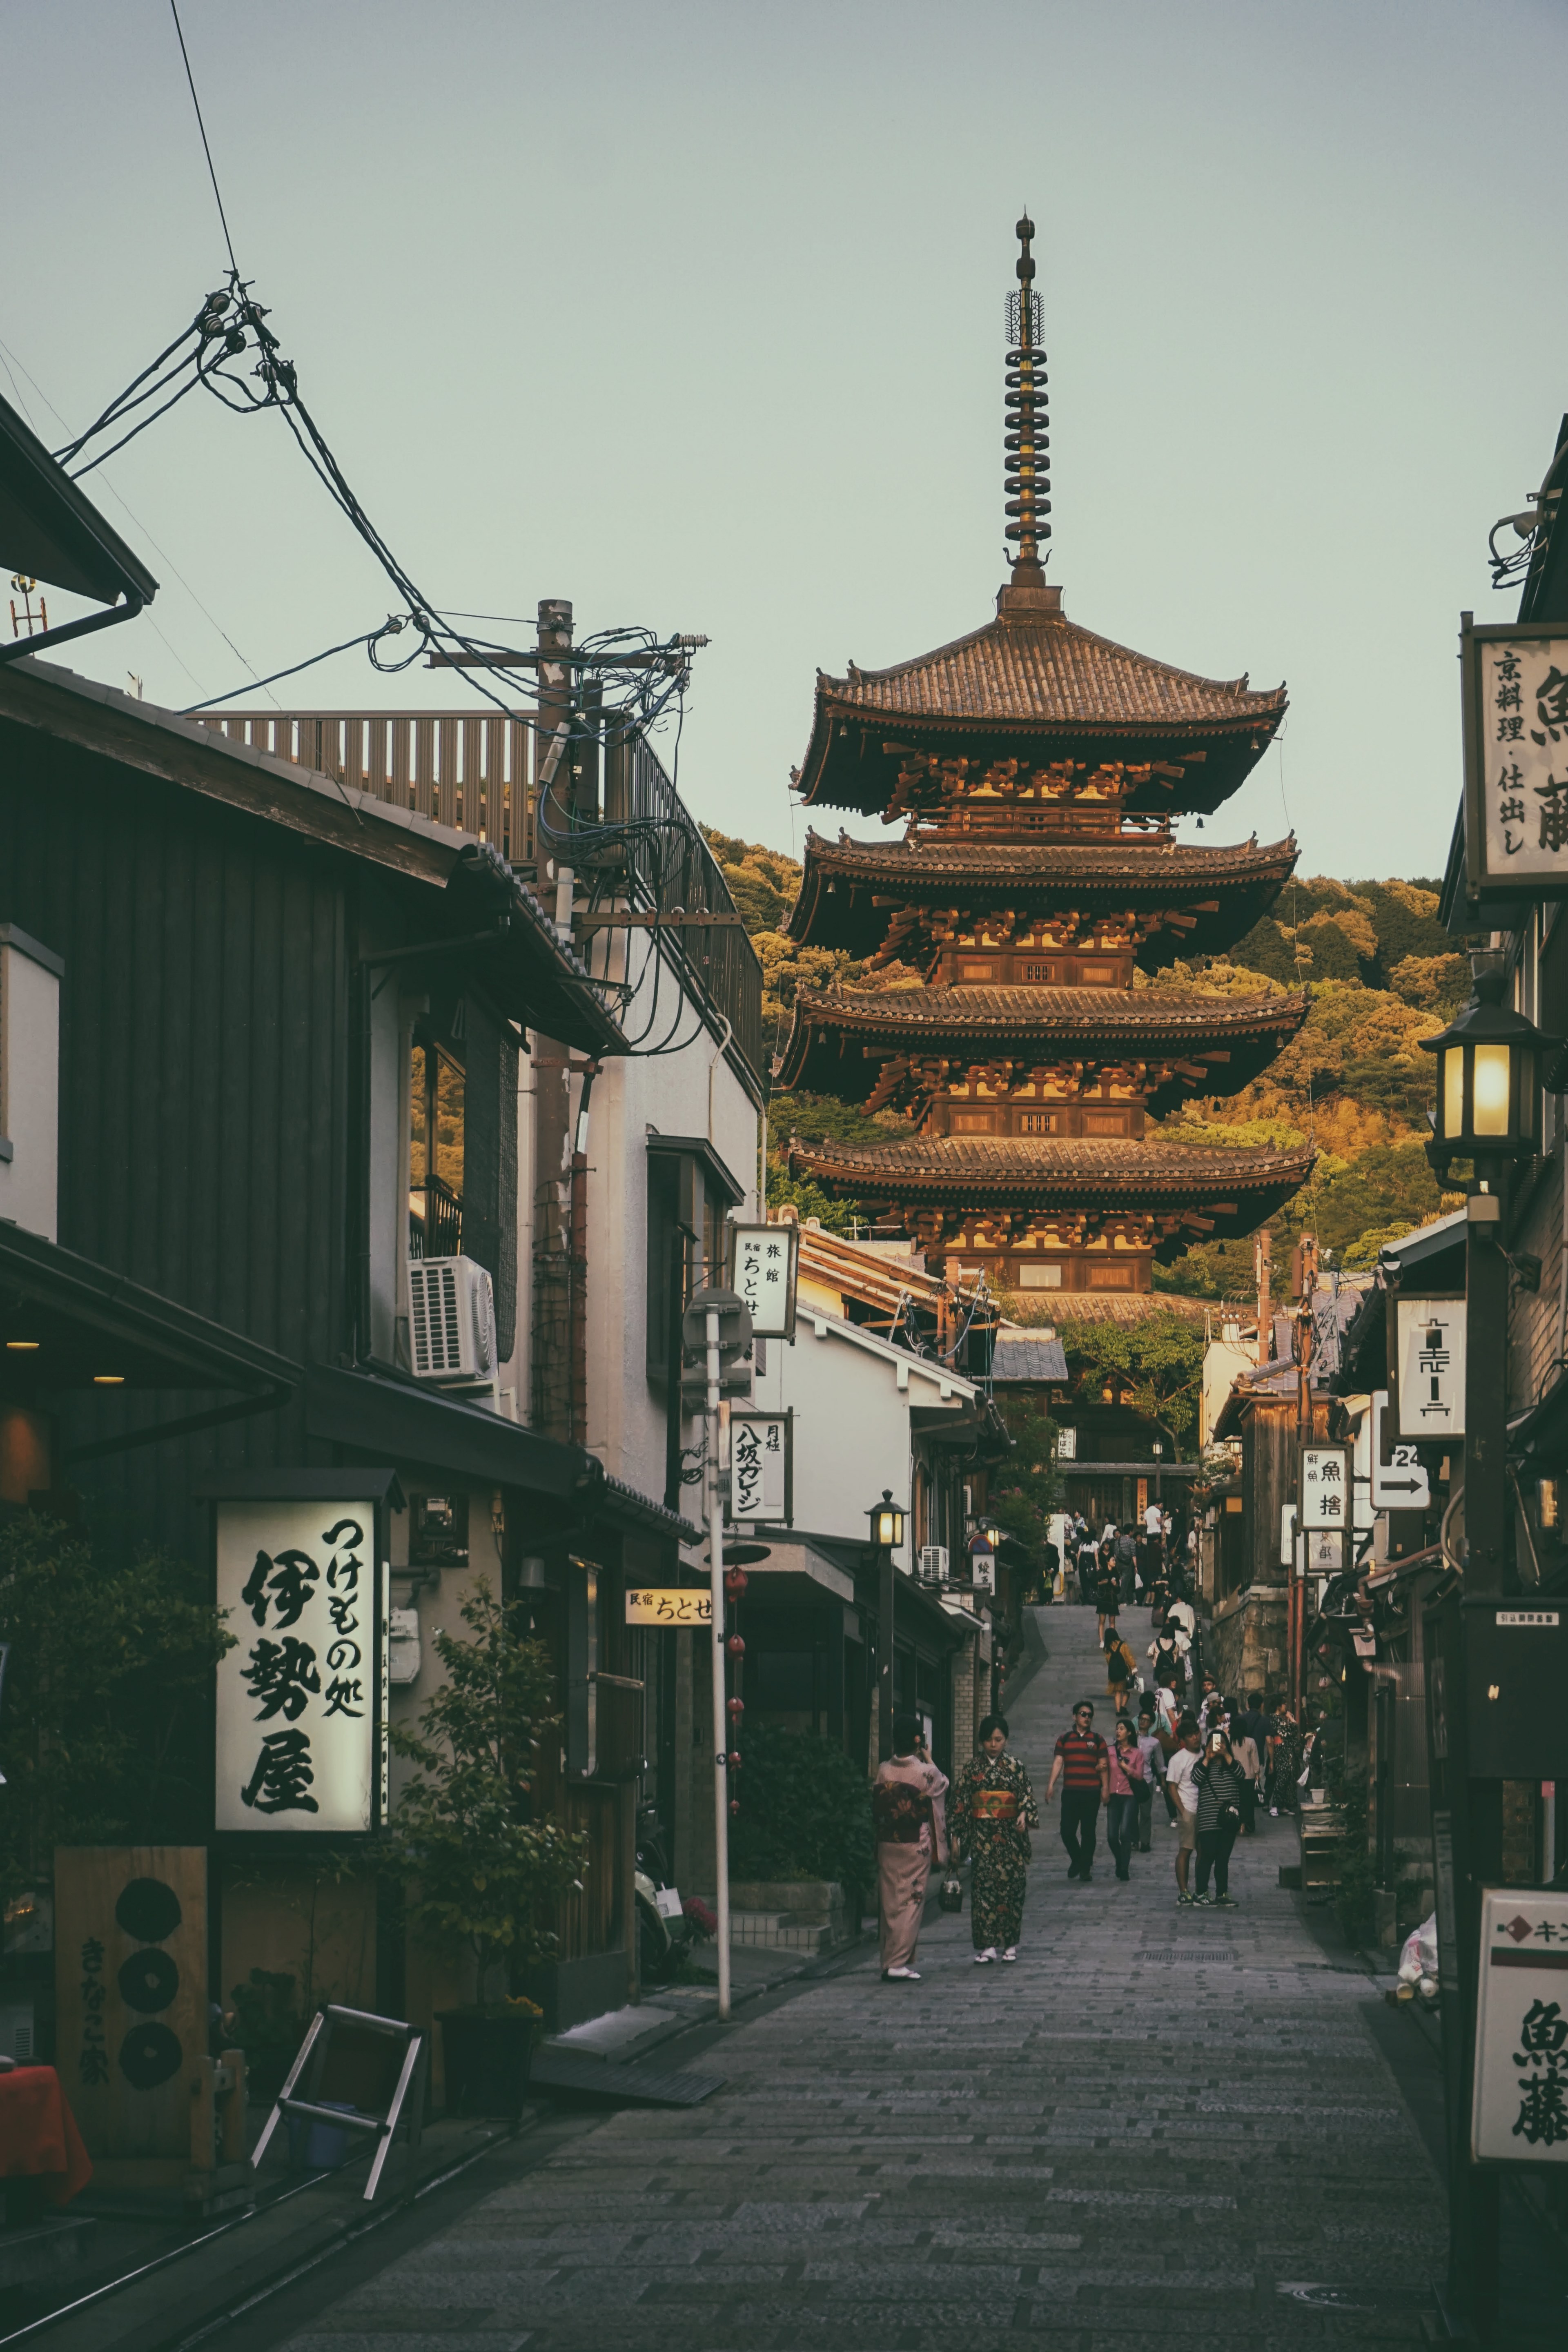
{"left": 214, "top": 1498, "right": 385, "bottom": 1834}
{"left": 1472, "top": 1885, "right": 1568, "bottom": 2163}
{"left": 728, "top": 1220, "right": 799, "bottom": 1339}
{"left": 1298, "top": 1444, "right": 1351, "bottom": 1530}
{"left": 1462, "top": 617, "right": 1568, "bottom": 901}
{"left": 729, "top": 1409, "right": 793, "bottom": 1523}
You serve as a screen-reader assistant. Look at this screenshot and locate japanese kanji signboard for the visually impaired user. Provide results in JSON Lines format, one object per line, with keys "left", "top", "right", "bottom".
{"left": 1299, "top": 1444, "right": 1351, "bottom": 1530}
{"left": 728, "top": 1220, "right": 799, "bottom": 1340}
{"left": 53, "top": 1847, "right": 207, "bottom": 2162}
{"left": 1473, "top": 1885, "right": 1568, "bottom": 2163}
{"left": 215, "top": 1499, "right": 387, "bottom": 1835}
{"left": 1393, "top": 1296, "right": 1465, "bottom": 1441}
{"left": 624, "top": 1588, "right": 714, "bottom": 1627}
{"left": 729, "top": 1408, "right": 792, "bottom": 1522}
{"left": 1462, "top": 617, "right": 1568, "bottom": 900}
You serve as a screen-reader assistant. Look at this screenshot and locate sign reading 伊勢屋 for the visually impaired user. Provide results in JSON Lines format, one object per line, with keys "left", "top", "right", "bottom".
{"left": 215, "top": 1499, "right": 386, "bottom": 1835}
{"left": 1462, "top": 617, "right": 1568, "bottom": 900}
{"left": 1473, "top": 1885, "right": 1568, "bottom": 2163}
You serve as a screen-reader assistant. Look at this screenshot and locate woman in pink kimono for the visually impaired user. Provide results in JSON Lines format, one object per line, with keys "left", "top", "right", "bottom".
{"left": 871, "top": 1712, "right": 949, "bottom": 1982}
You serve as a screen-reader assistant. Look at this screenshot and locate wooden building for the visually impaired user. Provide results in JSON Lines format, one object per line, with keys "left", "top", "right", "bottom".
{"left": 783, "top": 218, "right": 1313, "bottom": 1300}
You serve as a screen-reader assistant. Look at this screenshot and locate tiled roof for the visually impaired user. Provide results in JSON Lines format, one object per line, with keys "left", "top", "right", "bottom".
{"left": 991, "top": 1333, "right": 1069, "bottom": 1382}
{"left": 1050, "top": 1292, "right": 1211, "bottom": 1329}
{"left": 798, "top": 829, "right": 1297, "bottom": 890}
{"left": 791, "top": 984, "right": 1306, "bottom": 1040}
{"left": 820, "top": 610, "right": 1286, "bottom": 732}
{"left": 789, "top": 1132, "right": 1316, "bottom": 1202}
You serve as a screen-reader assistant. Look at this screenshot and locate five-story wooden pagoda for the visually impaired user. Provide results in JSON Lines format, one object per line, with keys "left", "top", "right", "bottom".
{"left": 782, "top": 216, "right": 1314, "bottom": 1301}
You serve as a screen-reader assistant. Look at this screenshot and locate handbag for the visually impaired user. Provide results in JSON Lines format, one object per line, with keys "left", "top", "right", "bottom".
{"left": 936, "top": 1873, "right": 964, "bottom": 1914}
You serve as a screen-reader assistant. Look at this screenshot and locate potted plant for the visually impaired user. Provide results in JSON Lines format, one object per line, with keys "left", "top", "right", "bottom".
{"left": 384, "top": 1579, "right": 588, "bottom": 2117}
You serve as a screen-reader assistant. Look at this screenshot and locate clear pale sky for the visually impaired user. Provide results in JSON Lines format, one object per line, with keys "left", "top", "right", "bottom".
{"left": 6, "top": 0, "right": 1566, "bottom": 880}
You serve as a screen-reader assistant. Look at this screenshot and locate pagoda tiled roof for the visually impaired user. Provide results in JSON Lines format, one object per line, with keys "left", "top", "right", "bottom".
{"left": 788, "top": 829, "right": 1298, "bottom": 959}
{"left": 795, "top": 591, "right": 1287, "bottom": 816}
{"left": 787, "top": 1131, "right": 1315, "bottom": 1213}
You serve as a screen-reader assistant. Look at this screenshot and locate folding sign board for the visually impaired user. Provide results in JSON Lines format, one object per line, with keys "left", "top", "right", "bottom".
{"left": 728, "top": 1221, "right": 799, "bottom": 1340}
{"left": 1299, "top": 1444, "right": 1351, "bottom": 1530}
{"left": 1461, "top": 616, "right": 1568, "bottom": 902}
{"left": 624, "top": 1588, "right": 713, "bottom": 1627}
{"left": 729, "top": 1408, "right": 793, "bottom": 1523}
{"left": 214, "top": 1495, "right": 388, "bottom": 1835}
{"left": 1392, "top": 1296, "right": 1465, "bottom": 1441}
{"left": 1472, "top": 1884, "right": 1568, "bottom": 2163}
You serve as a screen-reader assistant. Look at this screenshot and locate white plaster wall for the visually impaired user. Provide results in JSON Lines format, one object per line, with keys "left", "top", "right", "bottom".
{"left": 0, "top": 934, "right": 60, "bottom": 1244}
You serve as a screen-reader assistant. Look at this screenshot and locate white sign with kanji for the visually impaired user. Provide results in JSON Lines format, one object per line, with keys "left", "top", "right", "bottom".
{"left": 729, "top": 1221, "right": 798, "bottom": 1339}
{"left": 215, "top": 1500, "right": 383, "bottom": 1835}
{"left": 1299, "top": 1445, "right": 1351, "bottom": 1530}
{"left": 624, "top": 1588, "right": 713, "bottom": 1627}
{"left": 729, "top": 1410, "right": 791, "bottom": 1521}
{"left": 1473, "top": 634, "right": 1568, "bottom": 886}
{"left": 1395, "top": 1297, "right": 1465, "bottom": 1439}
{"left": 1473, "top": 1885, "right": 1568, "bottom": 2163}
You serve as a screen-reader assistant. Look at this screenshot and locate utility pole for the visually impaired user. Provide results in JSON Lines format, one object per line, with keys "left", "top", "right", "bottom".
{"left": 1291, "top": 1232, "right": 1318, "bottom": 1720}
{"left": 705, "top": 1301, "right": 731, "bottom": 2022}
{"left": 1255, "top": 1228, "right": 1272, "bottom": 1367}
{"left": 530, "top": 597, "right": 576, "bottom": 1440}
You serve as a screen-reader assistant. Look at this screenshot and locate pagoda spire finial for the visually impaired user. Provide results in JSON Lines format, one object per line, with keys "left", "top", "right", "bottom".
{"left": 1000, "top": 212, "right": 1056, "bottom": 612}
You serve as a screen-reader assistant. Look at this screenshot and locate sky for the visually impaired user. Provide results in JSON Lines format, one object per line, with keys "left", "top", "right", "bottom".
{"left": 5, "top": 0, "right": 1568, "bottom": 881}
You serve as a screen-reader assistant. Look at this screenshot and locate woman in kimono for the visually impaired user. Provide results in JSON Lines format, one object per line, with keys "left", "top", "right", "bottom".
{"left": 949, "top": 1712, "right": 1040, "bottom": 1964}
{"left": 871, "top": 1713, "right": 949, "bottom": 1982}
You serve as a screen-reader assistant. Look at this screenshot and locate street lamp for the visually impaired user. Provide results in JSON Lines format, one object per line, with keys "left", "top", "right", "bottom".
{"left": 867, "top": 1490, "right": 906, "bottom": 1762}
{"left": 975, "top": 1513, "right": 1001, "bottom": 1552}
{"left": 1418, "top": 952, "right": 1561, "bottom": 2337}
{"left": 1421, "top": 958, "right": 1557, "bottom": 1176}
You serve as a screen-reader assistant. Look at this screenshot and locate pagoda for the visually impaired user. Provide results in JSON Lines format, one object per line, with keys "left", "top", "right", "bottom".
{"left": 781, "top": 216, "right": 1314, "bottom": 1302}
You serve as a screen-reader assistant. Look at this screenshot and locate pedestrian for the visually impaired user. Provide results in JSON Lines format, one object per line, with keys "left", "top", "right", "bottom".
{"left": 1104, "top": 1623, "right": 1137, "bottom": 1708}
{"left": 1269, "top": 1704, "right": 1305, "bottom": 1815}
{"left": 871, "top": 1711, "right": 948, "bottom": 1981}
{"left": 1095, "top": 1552, "right": 1120, "bottom": 1641}
{"left": 1105, "top": 1718, "right": 1146, "bottom": 1882}
{"left": 1076, "top": 1522, "right": 1099, "bottom": 1606}
{"left": 1191, "top": 1729, "right": 1248, "bottom": 1907}
{"left": 1148, "top": 1625, "right": 1182, "bottom": 1689}
{"left": 1045, "top": 1699, "right": 1110, "bottom": 1882}
{"left": 1134, "top": 1700, "right": 1167, "bottom": 1849}
{"left": 949, "top": 1711, "right": 1040, "bottom": 1964}
{"left": 1229, "top": 1715, "right": 1261, "bottom": 1835}
{"left": 1166, "top": 1714, "right": 1203, "bottom": 1904}
{"left": 1116, "top": 1522, "right": 1139, "bottom": 1608}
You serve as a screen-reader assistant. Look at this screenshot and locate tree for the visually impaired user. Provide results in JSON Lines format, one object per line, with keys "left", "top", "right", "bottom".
{"left": 0, "top": 1516, "right": 232, "bottom": 1904}
{"left": 385, "top": 1580, "right": 588, "bottom": 2000}
{"left": 988, "top": 1399, "right": 1064, "bottom": 1554}
{"left": 1056, "top": 1310, "right": 1207, "bottom": 1457}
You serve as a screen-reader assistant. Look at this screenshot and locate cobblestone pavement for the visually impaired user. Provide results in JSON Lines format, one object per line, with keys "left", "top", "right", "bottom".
{"left": 271, "top": 1606, "right": 1457, "bottom": 2351}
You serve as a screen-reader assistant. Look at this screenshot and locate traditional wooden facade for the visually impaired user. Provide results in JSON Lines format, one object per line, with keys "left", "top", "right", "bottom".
{"left": 784, "top": 217, "right": 1314, "bottom": 1298}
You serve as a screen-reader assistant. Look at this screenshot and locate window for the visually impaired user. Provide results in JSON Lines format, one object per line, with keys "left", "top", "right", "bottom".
{"left": 410, "top": 1042, "right": 465, "bottom": 1257}
{"left": 645, "top": 1137, "right": 744, "bottom": 1382}
{"left": 1087, "top": 1262, "right": 1136, "bottom": 1290}
{"left": 1020, "top": 1110, "right": 1056, "bottom": 1135}
{"left": 1018, "top": 1263, "right": 1063, "bottom": 1289}
{"left": 1021, "top": 961, "right": 1056, "bottom": 984}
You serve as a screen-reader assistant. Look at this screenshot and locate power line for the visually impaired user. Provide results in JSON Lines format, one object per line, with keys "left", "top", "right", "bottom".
{"left": 168, "top": 0, "right": 240, "bottom": 280}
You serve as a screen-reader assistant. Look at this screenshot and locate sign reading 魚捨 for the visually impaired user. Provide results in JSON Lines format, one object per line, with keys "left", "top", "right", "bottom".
{"left": 215, "top": 1501, "right": 385, "bottom": 1834}
{"left": 1473, "top": 1885, "right": 1568, "bottom": 2163}
{"left": 1299, "top": 1444, "right": 1351, "bottom": 1530}
{"left": 1463, "top": 617, "right": 1568, "bottom": 900}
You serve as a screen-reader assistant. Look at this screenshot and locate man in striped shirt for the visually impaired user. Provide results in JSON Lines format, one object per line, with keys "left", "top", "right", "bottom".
{"left": 1045, "top": 1701, "right": 1111, "bottom": 1882}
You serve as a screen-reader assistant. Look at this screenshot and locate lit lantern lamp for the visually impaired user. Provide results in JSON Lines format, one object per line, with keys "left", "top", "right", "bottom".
{"left": 867, "top": 1490, "right": 906, "bottom": 1551}
{"left": 1421, "top": 960, "right": 1560, "bottom": 1177}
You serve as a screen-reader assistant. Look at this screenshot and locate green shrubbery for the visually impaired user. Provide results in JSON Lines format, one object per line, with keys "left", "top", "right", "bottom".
{"left": 731, "top": 1723, "right": 875, "bottom": 1903}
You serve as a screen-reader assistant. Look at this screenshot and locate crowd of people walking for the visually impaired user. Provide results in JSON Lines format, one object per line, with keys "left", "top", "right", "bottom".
{"left": 871, "top": 1503, "right": 1326, "bottom": 1977}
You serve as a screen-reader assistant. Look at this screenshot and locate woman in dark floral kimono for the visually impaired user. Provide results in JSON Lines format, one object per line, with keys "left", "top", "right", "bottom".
{"left": 949, "top": 1712, "right": 1040, "bottom": 1963}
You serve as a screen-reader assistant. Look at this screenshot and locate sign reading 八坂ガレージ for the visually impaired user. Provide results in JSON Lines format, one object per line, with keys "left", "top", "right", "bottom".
{"left": 214, "top": 1501, "right": 386, "bottom": 1835}
{"left": 1299, "top": 1444, "right": 1351, "bottom": 1530}
{"left": 624, "top": 1589, "right": 713, "bottom": 1627}
{"left": 728, "top": 1221, "right": 799, "bottom": 1340}
{"left": 1463, "top": 619, "right": 1568, "bottom": 900}
{"left": 729, "top": 1410, "right": 792, "bottom": 1523}
{"left": 1473, "top": 1884, "right": 1568, "bottom": 2163}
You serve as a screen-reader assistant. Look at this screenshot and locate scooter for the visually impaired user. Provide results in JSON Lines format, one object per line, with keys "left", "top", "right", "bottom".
{"left": 634, "top": 1807, "right": 695, "bottom": 1986}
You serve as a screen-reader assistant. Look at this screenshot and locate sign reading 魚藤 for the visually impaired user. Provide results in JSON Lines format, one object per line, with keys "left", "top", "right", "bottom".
{"left": 728, "top": 1221, "right": 798, "bottom": 1340}
{"left": 624, "top": 1588, "right": 713, "bottom": 1627}
{"left": 1299, "top": 1444, "right": 1351, "bottom": 1530}
{"left": 1394, "top": 1296, "right": 1466, "bottom": 1441}
{"left": 1463, "top": 618, "right": 1568, "bottom": 900}
{"left": 729, "top": 1409, "right": 792, "bottom": 1523}
{"left": 1473, "top": 1885, "right": 1568, "bottom": 2163}
{"left": 215, "top": 1501, "right": 385, "bottom": 1834}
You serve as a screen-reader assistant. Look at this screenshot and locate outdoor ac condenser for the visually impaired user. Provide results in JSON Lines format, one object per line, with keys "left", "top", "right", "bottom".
{"left": 918, "top": 1545, "right": 949, "bottom": 1584}
{"left": 408, "top": 1255, "right": 497, "bottom": 1382}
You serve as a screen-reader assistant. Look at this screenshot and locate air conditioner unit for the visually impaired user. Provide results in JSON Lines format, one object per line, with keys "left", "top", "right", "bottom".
{"left": 918, "top": 1545, "right": 950, "bottom": 1584}
{"left": 409, "top": 1255, "right": 497, "bottom": 1381}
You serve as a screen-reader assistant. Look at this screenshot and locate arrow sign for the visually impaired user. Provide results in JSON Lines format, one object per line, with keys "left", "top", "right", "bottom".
{"left": 1371, "top": 1389, "right": 1430, "bottom": 1512}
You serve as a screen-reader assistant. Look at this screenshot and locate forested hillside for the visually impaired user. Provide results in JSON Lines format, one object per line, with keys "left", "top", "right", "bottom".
{"left": 706, "top": 830, "right": 1467, "bottom": 1300}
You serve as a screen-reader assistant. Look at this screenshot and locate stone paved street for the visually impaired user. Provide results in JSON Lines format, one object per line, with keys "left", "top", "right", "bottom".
{"left": 269, "top": 1606, "right": 1456, "bottom": 2350}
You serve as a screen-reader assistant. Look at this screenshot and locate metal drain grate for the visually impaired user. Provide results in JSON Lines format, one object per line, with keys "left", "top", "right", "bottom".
{"left": 1134, "top": 1948, "right": 1237, "bottom": 1963}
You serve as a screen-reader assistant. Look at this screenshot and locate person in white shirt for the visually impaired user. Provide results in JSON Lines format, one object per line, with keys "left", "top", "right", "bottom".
{"left": 1143, "top": 1500, "right": 1162, "bottom": 1538}
{"left": 1165, "top": 1718, "right": 1203, "bottom": 1902}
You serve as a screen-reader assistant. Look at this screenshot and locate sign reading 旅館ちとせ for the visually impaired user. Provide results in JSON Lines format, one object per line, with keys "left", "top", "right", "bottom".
{"left": 214, "top": 1501, "right": 386, "bottom": 1835}
{"left": 728, "top": 1222, "right": 799, "bottom": 1341}
{"left": 1463, "top": 619, "right": 1568, "bottom": 899}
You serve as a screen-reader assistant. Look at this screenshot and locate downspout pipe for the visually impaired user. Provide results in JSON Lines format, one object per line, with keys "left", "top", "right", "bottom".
{"left": 0, "top": 593, "right": 146, "bottom": 668}
{"left": 569, "top": 1061, "right": 599, "bottom": 1449}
